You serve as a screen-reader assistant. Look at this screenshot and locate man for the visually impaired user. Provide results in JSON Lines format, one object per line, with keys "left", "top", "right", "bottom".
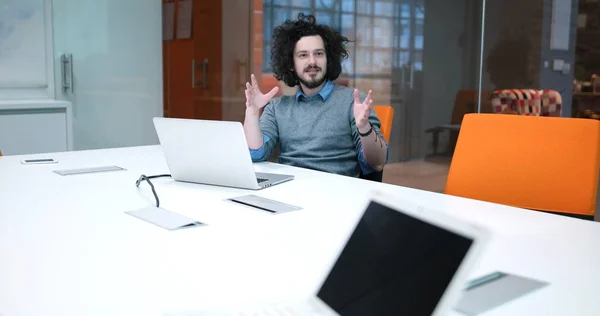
{"left": 243, "top": 13, "right": 388, "bottom": 178}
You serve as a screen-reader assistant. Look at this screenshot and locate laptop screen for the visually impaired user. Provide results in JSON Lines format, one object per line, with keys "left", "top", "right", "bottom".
{"left": 316, "top": 201, "right": 473, "bottom": 316}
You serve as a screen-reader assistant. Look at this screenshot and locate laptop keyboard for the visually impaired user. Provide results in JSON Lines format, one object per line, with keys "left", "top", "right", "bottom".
{"left": 172, "top": 300, "right": 331, "bottom": 316}
{"left": 257, "top": 178, "right": 268, "bottom": 183}
{"left": 225, "top": 305, "right": 317, "bottom": 316}
{"left": 202, "top": 302, "right": 328, "bottom": 316}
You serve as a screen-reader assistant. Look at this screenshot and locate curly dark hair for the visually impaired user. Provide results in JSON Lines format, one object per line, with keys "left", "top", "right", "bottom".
{"left": 271, "top": 13, "right": 351, "bottom": 87}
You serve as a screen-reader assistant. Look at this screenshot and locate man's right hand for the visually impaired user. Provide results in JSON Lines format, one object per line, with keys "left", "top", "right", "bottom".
{"left": 245, "top": 74, "right": 279, "bottom": 114}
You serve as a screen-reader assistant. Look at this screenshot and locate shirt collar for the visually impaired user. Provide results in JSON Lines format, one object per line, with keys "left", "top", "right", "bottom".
{"left": 295, "top": 80, "right": 334, "bottom": 103}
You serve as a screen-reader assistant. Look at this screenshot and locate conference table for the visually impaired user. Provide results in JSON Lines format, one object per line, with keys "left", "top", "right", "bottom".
{"left": 1, "top": 145, "right": 599, "bottom": 315}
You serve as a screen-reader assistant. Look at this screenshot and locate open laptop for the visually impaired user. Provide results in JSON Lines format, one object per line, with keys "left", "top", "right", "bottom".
{"left": 182, "top": 192, "right": 490, "bottom": 316}
{"left": 152, "top": 117, "right": 294, "bottom": 190}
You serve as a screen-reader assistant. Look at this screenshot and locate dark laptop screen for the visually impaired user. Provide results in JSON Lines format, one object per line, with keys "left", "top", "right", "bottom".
{"left": 316, "top": 201, "right": 473, "bottom": 316}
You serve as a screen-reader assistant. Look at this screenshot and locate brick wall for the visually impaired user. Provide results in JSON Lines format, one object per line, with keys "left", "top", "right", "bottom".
{"left": 252, "top": 0, "right": 263, "bottom": 85}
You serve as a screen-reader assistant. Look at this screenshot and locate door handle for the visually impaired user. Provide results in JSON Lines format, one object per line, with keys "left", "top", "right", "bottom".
{"left": 191, "top": 59, "right": 197, "bottom": 88}
{"left": 402, "top": 64, "right": 413, "bottom": 89}
{"left": 408, "top": 64, "right": 414, "bottom": 90}
{"left": 237, "top": 59, "right": 247, "bottom": 90}
{"left": 202, "top": 58, "right": 208, "bottom": 89}
{"left": 60, "top": 53, "right": 74, "bottom": 93}
{"left": 192, "top": 58, "right": 209, "bottom": 88}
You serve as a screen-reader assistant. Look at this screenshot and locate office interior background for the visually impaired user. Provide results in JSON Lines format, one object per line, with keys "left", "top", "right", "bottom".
{"left": 1, "top": 0, "right": 598, "bottom": 193}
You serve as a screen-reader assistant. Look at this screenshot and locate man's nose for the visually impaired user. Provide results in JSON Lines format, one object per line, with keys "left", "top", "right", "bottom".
{"left": 308, "top": 54, "right": 317, "bottom": 64}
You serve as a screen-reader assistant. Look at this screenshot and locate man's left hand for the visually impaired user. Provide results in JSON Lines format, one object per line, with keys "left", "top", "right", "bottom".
{"left": 353, "top": 89, "right": 373, "bottom": 131}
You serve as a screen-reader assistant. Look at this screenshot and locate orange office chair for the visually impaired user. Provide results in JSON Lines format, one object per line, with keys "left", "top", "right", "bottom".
{"left": 373, "top": 105, "right": 394, "bottom": 143}
{"left": 446, "top": 113, "right": 600, "bottom": 220}
{"left": 360, "top": 105, "right": 395, "bottom": 183}
{"left": 0, "top": 150, "right": 2, "bottom": 156}
{"left": 425, "top": 89, "right": 492, "bottom": 155}
{"left": 260, "top": 75, "right": 284, "bottom": 98}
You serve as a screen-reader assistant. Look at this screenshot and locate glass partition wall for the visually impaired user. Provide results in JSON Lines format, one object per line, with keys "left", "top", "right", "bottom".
{"left": 262, "top": 0, "right": 485, "bottom": 162}
{"left": 159, "top": 0, "right": 578, "bottom": 191}
{"left": 260, "top": 0, "right": 578, "bottom": 161}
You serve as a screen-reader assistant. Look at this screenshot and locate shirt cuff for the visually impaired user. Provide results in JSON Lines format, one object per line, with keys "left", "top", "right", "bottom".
{"left": 358, "top": 136, "right": 390, "bottom": 175}
{"left": 358, "top": 147, "right": 373, "bottom": 174}
{"left": 249, "top": 134, "right": 271, "bottom": 160}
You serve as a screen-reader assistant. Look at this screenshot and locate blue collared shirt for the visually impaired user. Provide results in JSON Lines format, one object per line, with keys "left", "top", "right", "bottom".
{"left": 295, "top": 80, "right": 335, "bottom": 103}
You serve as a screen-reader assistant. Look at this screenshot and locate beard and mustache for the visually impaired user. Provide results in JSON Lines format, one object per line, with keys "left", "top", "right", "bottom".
{"left": 294, "top": 65, "right": 327, "bottom": 89}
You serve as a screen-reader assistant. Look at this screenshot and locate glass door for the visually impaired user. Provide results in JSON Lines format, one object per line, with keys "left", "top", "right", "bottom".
{"left": 390, "top": 0, "right": 424, "bottom": 161}
{"left": 52, "top": 0, "right": 163, "bottom": 150}
{"left": 390, "top": 0, "right": 482, "bottom": 161}
{"left": 162, "top": 0, "right": 253, "bottom": 123}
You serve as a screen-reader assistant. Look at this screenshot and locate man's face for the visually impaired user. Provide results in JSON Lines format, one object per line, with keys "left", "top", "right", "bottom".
{"left": 293, "top": 35, "right": 327, "bottom": 89}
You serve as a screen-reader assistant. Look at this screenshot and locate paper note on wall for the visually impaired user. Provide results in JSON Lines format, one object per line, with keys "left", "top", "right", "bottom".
{"left": 177, "top": 0, "right": 193, "bottom": 39}
{"left": 550, "top": 0, "right": 572, "bottom": 51}
{"left": 577, "top": 14, "right": 587, "bottom": 28}
{"left": 162, "top": 2, "right": 175, "bottom": 41}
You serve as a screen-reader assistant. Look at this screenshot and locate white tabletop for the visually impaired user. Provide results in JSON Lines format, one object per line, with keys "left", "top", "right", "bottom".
{"left": 1, "top": 145, "right": 599, "bottom": 316}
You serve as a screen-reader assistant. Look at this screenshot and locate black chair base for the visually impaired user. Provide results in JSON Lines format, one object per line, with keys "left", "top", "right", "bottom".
{"left": 360, "top": 170, "right": 383, "bottom": 182}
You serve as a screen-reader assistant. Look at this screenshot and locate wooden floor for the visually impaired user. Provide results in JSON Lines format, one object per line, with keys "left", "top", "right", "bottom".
{"left": 382, "top": 155, "right": 452, "bottom": 193}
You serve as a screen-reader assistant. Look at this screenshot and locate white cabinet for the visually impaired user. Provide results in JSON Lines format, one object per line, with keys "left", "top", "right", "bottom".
{"left": 0, "top": 100, "right": 72, "bottom": 155}
{"left": 1, "top": 0, "right": 163, "bottom": 154}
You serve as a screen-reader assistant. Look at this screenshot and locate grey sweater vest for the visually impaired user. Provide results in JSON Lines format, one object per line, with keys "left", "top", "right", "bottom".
{"left": 254, "top": 84, "right": 382, "bottom": 177}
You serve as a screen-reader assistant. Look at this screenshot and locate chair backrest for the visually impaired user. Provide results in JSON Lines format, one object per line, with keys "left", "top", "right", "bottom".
{"left": 334, "top": 78, "right": 349, "bottom": 87}
{"left": 450, "top": 89, "right": 493, "bottom": 124}
{"left": 260, "top": 75, "right": 284, "bottom": 98}
{"left": 373, "top": 105, "right": 394, "bottom": 143}
{"left": 446, "top": 113, "right": 600, "bottom": 217}
{"left": 491, "top": 89, "right": 562, "bottom": 116}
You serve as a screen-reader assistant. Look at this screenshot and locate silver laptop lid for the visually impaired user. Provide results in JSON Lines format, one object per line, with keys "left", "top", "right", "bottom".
{"left": 153, "top": 117, "right": 260, "bottom": 189}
